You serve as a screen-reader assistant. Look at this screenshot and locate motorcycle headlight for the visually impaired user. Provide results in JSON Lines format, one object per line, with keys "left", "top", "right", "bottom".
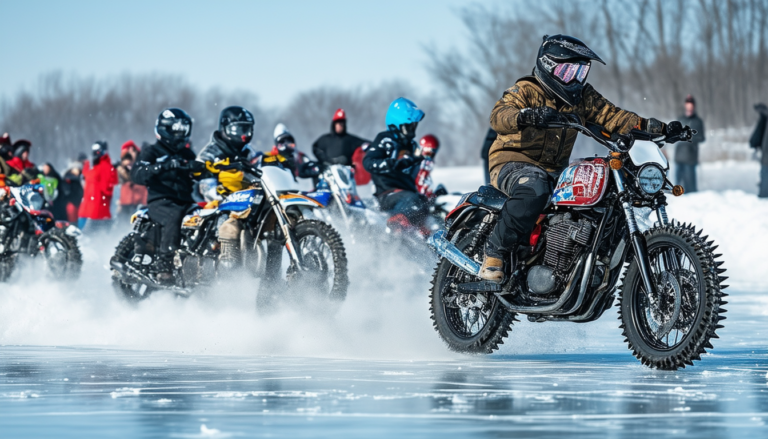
{"left": 637, "top": 164, "right": 665, "bottom": 195}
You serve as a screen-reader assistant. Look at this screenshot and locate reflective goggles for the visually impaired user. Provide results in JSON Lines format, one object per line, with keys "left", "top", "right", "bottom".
{"left": 170, "top": 121, "right": 192, "bottom": 138}
{"left": 225, "top": 123, "right": 254, "bottom": 139}
{"left": 552, "top": 62, "right": 590, "bottom": 84}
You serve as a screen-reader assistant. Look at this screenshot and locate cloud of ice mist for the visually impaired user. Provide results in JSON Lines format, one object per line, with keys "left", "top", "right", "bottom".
{"left": 0, "top": 224, "right": 457, "bottom": 361}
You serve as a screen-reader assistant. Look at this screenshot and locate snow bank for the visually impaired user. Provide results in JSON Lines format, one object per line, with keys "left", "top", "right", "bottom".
{"left": 666, "top": 190, "right": 768, "bottom": 291}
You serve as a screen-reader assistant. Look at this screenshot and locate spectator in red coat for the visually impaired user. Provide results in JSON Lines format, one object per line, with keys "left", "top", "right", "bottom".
{"left": 78, "top": 141, "right": 118, "bottom": 231}
{"left": 7, "top": 140, "right": 34, "bottom": 171}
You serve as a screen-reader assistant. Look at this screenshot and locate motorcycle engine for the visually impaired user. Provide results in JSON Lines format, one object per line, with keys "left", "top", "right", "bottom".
{"left": 527, "top": 213, "right": 594, "bottom": 295}
{"left": 181, "top": 255, "right": 216, "bottom": 284}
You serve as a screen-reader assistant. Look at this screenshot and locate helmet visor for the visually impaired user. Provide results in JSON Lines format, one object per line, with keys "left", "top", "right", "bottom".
{"left": 225, "top": 123, "right": 253, "bottom": 141}
{"left": 169, "top": 120, "right": 192, "bottom": 139}
{"left": 552, "top": 62, "right": 590, "bottom": 84}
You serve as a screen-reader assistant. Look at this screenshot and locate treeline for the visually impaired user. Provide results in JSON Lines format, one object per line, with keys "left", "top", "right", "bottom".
{"left": 427, "top": 0, "right": 768, "bottom": 163}
{"left": 0, "top": 73, "right": 445, "bottom": 170}
{"left": 2, "top": 0, "right": 765, "bottom": 167}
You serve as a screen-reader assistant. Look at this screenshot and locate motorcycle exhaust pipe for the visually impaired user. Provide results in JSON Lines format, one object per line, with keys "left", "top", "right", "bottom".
{"left": 427, "top": 230, "right": 481, "bottom": 276}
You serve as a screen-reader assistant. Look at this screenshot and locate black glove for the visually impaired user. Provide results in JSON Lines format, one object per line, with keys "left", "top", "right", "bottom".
{"left": 301, "top": 161, "right": 321, "bottom": 177}
{"left": 163, "top": 159, "right": 184, "bottom": 170}
{"left": 433, "top": 184, "right": 448, "bottom": 197}
{"left": 664, "top": 121, "right": 693, "bottom": 143}
{"left": 149, "top": 159, "right": 180, "bottom": 174}
{"left": 393, "top": 155, "right": 423, "bottom": 172}
{"left": 187, "top": 160, "right": 206, "bottom": 174}
{"left": 517, "top": 107, "right": 569, "bottom": 129}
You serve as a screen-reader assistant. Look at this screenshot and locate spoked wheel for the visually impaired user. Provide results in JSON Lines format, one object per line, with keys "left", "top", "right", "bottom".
{"left": 619, "top": 223, "right": 727, "bottom": 369}
{"left": 430, "top": 229, "right": 516, "bottom": 354}
{"left": 40, "top": 228, "right": 82, "bottom": 279}
{"left": 257, "top": 220, "right": 348, "bottom": 312}
{"left": 110, "top": 233, "right": 155, "bottom": 301}
{"left": 290, "top": 220, "right": 348, "bottom": 301}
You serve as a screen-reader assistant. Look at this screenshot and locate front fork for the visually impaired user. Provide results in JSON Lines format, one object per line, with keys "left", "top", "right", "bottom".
{"left": 262, "top": 184, "right": 303, "bottom": 269}
{"left": 612, "top": 169, "right": 658, "bottom": 298}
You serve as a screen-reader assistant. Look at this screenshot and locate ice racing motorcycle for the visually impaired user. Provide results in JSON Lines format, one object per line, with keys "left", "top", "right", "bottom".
{"left": 311, "top": 164, "right": 385, "bottom": 233}
{"left": 0, "top": 184, "right": 82, "bottom": 281}
{"left": 110, "top": 161, "right": 348, "bottom": 303}
{"left": 428, "top": 119, "right": 727, "bottom": 370}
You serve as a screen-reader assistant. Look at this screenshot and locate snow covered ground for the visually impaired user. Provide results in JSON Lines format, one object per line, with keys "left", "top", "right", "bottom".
{"left": 1, "top": 162, "right": 768, "bottom": 437}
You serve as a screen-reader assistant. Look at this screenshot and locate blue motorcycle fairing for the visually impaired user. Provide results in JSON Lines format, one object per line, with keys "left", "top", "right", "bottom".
{"left": 302, "top": 190, "right": 332, "bottom": 207}
{"left": 219, "top": 189, "right": 262, "bottom": 212}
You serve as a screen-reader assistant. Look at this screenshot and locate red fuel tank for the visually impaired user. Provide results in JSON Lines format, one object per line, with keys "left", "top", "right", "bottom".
{"left": 551, "top": 158, "right": 609, "bottom": 207}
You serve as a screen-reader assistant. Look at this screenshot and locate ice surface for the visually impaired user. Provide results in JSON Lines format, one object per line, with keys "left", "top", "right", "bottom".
{"left": 1, "top": 163, "right": 767, "bottom": 437}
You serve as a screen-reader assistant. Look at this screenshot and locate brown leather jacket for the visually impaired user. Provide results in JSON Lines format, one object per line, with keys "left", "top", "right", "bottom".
{"left": 488, "top": 76, "right": 647, "bottom": 186}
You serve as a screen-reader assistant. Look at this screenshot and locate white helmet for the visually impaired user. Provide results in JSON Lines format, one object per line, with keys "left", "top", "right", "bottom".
{"left": 273, "top": 123, "right": 295, "bottom": 145}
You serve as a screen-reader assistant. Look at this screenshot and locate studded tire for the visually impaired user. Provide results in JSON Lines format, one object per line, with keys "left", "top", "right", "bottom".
{"left": 111, "top": 233, "right": 155, "bottom": 301}
{"left": 40, "top": 228, "right": 83, "bottom": 280}
{"left": 429, "top": 229, "right": 517, "bottom": 354}
{"left": 618, "top": 222, "right": 727, "bottom": 370}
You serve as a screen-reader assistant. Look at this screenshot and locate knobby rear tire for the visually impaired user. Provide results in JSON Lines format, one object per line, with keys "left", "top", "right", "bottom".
{"left": 40, "top": 228, "right": 82, "bottom": 280}
{"left": 111, "top": 233, "right": 155, "bottom": 301}
{"left": 430, "top": 229, "right": 516, "bottom": 354}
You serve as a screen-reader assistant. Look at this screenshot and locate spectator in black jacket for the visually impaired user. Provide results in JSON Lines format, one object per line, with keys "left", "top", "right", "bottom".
{"left": 131, "top": 108, "right": 203, "bottom": 282}
{"left": 312, "top": 108, "right": 368, "bottom": 166}
{"left": 675, "top": 95, "right": 706, "bottom": 193}
{"left": 480, "top": 128, "right": 497, "bottom": 185}
{"left": 750, "top": 103, "right": 768, "bottom": 198}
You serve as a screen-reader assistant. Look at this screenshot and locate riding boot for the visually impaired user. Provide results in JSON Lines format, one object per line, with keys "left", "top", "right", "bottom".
{"left": 479, "top": 242, "right": 505, "bottom": 283}
{"left": 218, "top": 216, "right": 242, "bottom": 270}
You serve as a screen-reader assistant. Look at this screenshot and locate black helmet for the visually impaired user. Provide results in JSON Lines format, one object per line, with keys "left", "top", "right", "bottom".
{"left": 533, "top": 35, "right": 604, "bottom": 107}
{"left": 155, "top": 108, "right": 193, "bottom": 151}
{"left": 219, "top": 106, "right": 254, "bottom": 150}
{"left": 91, "top": 140, "right": 108, "bottom": 161}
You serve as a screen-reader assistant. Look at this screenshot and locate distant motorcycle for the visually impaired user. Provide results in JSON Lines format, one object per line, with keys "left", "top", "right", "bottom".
{"left": 110, "top": 160, "right": 348, "bottom": 306}
{"left": 0, "top": 184, "right": 82, "bottom": 281}
{"left": 429, "top": 119, "right": 727, "bottom": 370}
{"left": 311, "top": 164, "right": 385, "bottom": 234}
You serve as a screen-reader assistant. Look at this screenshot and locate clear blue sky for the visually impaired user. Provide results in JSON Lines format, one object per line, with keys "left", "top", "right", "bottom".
{"left": 0, "top": 0, "right": 499, "bottom": 107}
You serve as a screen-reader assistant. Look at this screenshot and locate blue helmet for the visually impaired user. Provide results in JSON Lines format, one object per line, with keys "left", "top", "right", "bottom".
{"left": 385, "top": 97, "right": 425, "bottom": 129}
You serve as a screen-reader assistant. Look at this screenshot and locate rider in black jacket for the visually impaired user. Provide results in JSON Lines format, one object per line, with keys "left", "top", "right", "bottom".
{"left": 312, "top": 109, "right": 368, "bottom": 166}
{"left": 363, "top": 98, "right": 428, "bottom": 232}
{"left": 131, "top": 108, "right": 203, "bottom": 282}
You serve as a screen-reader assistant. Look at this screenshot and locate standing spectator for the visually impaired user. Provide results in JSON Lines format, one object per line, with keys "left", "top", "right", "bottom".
{"left": 312, "top": 109, "right": 369, "bottom": 167}
{"left": 60, "top": 161, "right": 84, "bottom": 225}
{"left": 750, "top": 103, "right": 768, "bottom": 198}
{"left": 40, "top": 163, "right": 67, "bottom": 220}
{"left": 116, "top": 140, "right": 147, "bottom": 224}
{"left": 78, "top": 141, "right": 118, "bottom": 231}
{"left": 675, "top": 95, "right": 706, "bottom": 193}
{"left": 0, "top": 133, "right": 20, "bottom": 186}
{"left": 480, "top": 128, "right": 497, "bottom": 185}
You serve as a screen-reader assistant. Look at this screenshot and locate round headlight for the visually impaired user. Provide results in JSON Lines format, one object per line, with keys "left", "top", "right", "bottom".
{"left": 638, "top": 165, "right": 665, "bottom": 194}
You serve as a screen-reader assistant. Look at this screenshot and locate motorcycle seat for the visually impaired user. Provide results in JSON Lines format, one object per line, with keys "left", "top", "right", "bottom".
{"left": 470, "top": 185, "right": 507, "bottom": 212}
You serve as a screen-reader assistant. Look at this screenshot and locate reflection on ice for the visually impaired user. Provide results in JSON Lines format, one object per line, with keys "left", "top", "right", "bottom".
{"left": 2, "top": 343, "right": 768, "bottom": 437}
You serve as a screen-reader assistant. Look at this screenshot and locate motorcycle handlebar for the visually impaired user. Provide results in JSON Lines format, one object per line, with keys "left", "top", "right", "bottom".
{"left": 545, "top": 117, "right": 696, "bottom": 153}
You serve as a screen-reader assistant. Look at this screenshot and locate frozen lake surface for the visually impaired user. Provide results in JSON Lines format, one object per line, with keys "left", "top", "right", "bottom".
{"left": 2, "top": 166, "right": 768, "bottom": 437}
{"left": 2, "top": 289, "right": 768, "bottom": 438}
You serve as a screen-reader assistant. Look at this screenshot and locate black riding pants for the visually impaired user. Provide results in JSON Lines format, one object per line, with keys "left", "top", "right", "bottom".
{"left": 147, "top": 198, "right": 189, "bottom": 261}
{"left": 487, "top": 162, "right": 554, "bottom": 257}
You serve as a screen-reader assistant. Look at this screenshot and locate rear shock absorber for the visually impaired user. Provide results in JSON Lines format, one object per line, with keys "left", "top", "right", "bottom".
{"left": 468, "top": 213, "right": 496, "bottom": 254}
